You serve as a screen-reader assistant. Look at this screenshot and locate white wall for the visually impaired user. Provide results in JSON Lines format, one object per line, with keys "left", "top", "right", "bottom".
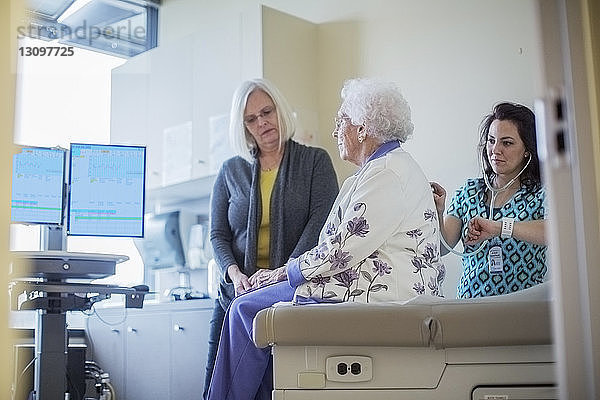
{"left": 153, "top": 0, "right": 543, "bottom": 297}
{"left": 313, "top": 1, "right": 542, "bottom": 184}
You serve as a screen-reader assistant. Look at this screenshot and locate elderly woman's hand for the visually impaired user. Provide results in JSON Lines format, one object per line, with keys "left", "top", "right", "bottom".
{"left": 249, "top": 266, "right": 288, "bottom": 289}
{"left": 227, "top": 264, "right": 252, "bottom": 296}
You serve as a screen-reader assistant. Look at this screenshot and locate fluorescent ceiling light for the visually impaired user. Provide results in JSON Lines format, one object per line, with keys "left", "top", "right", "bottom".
{"left": 57, "top": 0, "right": 93, "bottom": 23}
{"left": 27, "top": 0, "right": 76, "bottom": 18}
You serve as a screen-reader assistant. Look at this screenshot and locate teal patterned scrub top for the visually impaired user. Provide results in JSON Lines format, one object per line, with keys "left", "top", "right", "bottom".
{"left": 447, "top": 178, "right": 547, "bottom": 298}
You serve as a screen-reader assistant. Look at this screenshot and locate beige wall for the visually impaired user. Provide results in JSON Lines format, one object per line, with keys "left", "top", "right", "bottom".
{"left": 584, "top": 0, "right": 600, "bottom": 227}
{"left": 262, "top": 7, "right": 320, "bottom": 146}
{"left": 157, "top": 0, "right": 543, "bottom": 297}
{"left": 2, "top": 0, "right": 20, "bottom": 396}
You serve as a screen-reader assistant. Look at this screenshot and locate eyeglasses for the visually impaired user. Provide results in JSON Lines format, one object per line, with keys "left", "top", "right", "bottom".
{"left": 333, "top": 115, "right": 350, "bottom": 133}
{"left": 244, "top": 106, "right": 276, "bottom": 127}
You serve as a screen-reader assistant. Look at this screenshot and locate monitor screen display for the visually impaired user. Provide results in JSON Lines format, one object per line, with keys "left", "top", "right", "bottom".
{"left": 67, "top": 143, "right": 146, "bottom": 237}
{"left": 11, "top": 146, "right": 66, "bottom": 224}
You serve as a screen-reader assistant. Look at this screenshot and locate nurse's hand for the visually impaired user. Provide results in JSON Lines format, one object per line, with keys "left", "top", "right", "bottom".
{"left": 227, "top": 264, "right": 252, "bottom": 295}
{"left": 465, "top": 216, "right": 501, "bottom": 245}
{"left": 249, "top": 266, "right": 288, "bottom": 289}
{"left": 430, "top": 182, "right": 447, "bottom": 216}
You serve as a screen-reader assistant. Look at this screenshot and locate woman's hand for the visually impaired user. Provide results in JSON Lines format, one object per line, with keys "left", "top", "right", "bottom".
{"left": 465, "top": 216, "right": 501, "bottom": 245}
{"left": 249, "top": 266, "right": 288, "bottom": 289}
{"left": 430, "top": 182, "right": 447, "bottom": 216}
{"left": 466, "top": 217, "right": 547, "bottom": 246}
{"left": 227, "top": 264, "right": 252, "bottom": 295}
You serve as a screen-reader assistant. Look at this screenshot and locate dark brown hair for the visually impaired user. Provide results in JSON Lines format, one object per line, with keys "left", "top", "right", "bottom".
{"left": 478, "top": 102, "right": 541, "bottom": 191}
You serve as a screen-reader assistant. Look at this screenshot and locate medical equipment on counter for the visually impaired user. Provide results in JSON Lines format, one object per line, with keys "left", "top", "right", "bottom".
{"left": 135, "top": 211, "right": 209, "bottom": 301}
{"left": 207, "top": 258, "right": 220, "bottom": 299}
{"left": 439, "top": 153, "right": 532, "bottom": 258}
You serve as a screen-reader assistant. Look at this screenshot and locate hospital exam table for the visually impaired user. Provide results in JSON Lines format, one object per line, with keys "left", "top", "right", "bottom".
{"left": 253, "top": 283, "right": 556, "bottom": 399}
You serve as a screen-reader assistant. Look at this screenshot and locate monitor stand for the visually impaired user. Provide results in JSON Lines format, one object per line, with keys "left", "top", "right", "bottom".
{"left": 10, "top": 278, "right": 148, "bottom": 400}
{"left": 40, "top": 224, "right": 67, "bottom": 252}
{"left": 10, "top": 251, "right": 125, "bottom": 280}
{"left": 10, "top": 227, "right": 148, "bottom": 400}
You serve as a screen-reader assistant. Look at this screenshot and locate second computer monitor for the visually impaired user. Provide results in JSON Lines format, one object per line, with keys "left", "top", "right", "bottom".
{"left": 67, "top": 143, "right": 146, "bottom": 237}
{"left": 11, "top": 146, "right": 66, "bottom": 225}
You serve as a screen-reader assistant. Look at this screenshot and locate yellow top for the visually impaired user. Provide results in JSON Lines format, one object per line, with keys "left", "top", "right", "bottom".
{"left": 257, "top": 168, "right": 278, "bottom": 269}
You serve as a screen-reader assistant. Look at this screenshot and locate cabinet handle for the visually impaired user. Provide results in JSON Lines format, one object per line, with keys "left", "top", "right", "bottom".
{"left": 111, "top": 329, "right": 120, "bottom": 334}
{"left": 127, "top": 327, "right": 137, "bottom": 333}
{"left": 173, "top": 324, "right": 184, "bottom": 331}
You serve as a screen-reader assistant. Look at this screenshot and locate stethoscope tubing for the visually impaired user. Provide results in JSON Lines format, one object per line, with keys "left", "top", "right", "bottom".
{"left": 439, "top": 153, "right": 532, "bottom": 258}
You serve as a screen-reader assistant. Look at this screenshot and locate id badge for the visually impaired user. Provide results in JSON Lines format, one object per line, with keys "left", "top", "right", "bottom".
{"left": 488, "top": 245, "right": 504, "bottom": 274}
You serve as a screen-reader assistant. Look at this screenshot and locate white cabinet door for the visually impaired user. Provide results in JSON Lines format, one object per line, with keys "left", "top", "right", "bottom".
{"left": 170, "top": 309, "right": 212, "bottom": 398}
{"left": 86, "top": 317, "right": 126, "bottom": 397}
{"left": 86, "top": 303, "right": 214, "bottom": 399}
{"left": 110, "top": 57, "right": 157, "bottom": 188}
{"left": 111, "top": 16, "right": 248, "bottom": 192}
{"left": 125, "top": 312, "right": 171, "bottom": 399}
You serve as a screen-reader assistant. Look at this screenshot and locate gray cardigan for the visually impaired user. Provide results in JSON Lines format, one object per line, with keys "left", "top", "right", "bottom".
{"left": 210, "top": 140, "right": 339, "bottom": 309}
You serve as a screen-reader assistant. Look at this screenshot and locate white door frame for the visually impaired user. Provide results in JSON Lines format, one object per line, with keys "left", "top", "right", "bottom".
{"left": 536, "top": 0, "right": 599, "bottom": 398}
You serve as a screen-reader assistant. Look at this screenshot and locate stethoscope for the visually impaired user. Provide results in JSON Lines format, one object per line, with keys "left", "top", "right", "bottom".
{"left": 439, "top": 152, "right": 532, "bottom": 257}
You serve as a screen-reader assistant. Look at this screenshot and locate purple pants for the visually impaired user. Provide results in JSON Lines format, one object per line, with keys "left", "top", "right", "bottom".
{"left": 206, "top": 281, "right": 295, "bottom": 400}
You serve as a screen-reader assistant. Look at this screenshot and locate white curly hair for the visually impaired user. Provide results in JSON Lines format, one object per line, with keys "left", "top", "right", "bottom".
{"left": 339, "top": 78, "right": 414, "bottom": 143}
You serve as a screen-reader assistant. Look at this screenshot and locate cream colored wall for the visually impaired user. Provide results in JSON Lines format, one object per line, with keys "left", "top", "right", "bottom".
{"left": 262, "top": 7, "right": 320, "bottom": 146}
{"left": 158, "top": 0, "right": 543, "bottom": 297}
{"left": 584, "top": 0, "right": 600, "bottom": 232}
{"left": 3, "top": 0, "right": 21, "bottom": 395}
{"left": 316, "top": 21, "right": 362, "bottom": 179}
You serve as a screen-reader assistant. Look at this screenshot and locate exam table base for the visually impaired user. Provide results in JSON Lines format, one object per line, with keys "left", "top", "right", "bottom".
{"left": 271, "top": 345, "right": 556, "bottom": 400}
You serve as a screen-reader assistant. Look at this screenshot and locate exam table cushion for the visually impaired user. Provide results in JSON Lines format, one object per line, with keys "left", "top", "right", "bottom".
{"left": 252, "top": 283, "right": 552, "bottom": 349}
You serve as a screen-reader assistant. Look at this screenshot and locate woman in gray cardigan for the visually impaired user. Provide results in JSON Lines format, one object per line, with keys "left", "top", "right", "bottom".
{"left": 203, "top": 78, "right": 338, "bottom": 398}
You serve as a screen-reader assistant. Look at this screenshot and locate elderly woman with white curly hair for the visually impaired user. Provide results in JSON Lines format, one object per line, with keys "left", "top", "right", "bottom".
{"left": 206, "top": 77, "right": 445, "bottom": 400}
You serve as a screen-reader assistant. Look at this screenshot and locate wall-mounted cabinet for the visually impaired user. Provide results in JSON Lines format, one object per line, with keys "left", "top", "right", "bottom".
{"left": 110, "top": 9, "right": 260, "bottom": 212}
{"left": 110, "top": 34, "right": 215, "bottom": 192}
{"left": 110, "top": 5, "right": 319, "bottom": 213}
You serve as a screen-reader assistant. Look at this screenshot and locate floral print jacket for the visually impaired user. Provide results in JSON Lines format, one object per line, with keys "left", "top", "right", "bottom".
{"left": 287, "top": 147, "right": 445, "bottom": 303}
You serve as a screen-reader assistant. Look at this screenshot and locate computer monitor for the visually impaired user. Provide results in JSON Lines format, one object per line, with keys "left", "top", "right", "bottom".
{"left": 11, "top": 146, "right": 66, "bottom": 225}
{"left": 67, "top": 143, "right": 146, "bottom": 237}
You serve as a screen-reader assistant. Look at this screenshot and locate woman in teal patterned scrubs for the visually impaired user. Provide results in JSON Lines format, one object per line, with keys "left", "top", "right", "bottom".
{"left": 431, "top": 102, "right": 547, "bottom": 298}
